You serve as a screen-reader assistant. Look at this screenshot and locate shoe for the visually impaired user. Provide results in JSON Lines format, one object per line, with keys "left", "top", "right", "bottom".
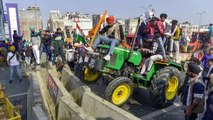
{"left": 161, "top": 59, "right": 168, "bottom": 63}
{"left": 169, "top": 53, "right": 173, "bottom": 58}
{"left": 85, "top": 47, "right": 94, "bottom": 52}
{"left": 19, "top": 79, "right": 22, "bottom": 82}
{"left": 9, "top": 80, "right": 12, "bottom": 84}
{"left": 104, "top": 54, "right": 111, "bottom": 61}
{"left": 141, "top": 71, "right": 148, "bottom": 76}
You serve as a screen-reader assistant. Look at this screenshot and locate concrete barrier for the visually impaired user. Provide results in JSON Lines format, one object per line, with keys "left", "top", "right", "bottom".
{"left": 34, "top": 62, "right": 140, "bottom": 120}
{"left": 60, "top": 67, "right": 91, "bottom": 105}
{"left": 82, "top": 92, "right": 140, "bottom": 120}
{"left": 57, "top": 96, "right": 95, "bottom": 120}
{"left": 36, "top": 67, "right": 94, "bottom": 120}
{"left": 32, "top": 105, "right": 49, "bottom": 120}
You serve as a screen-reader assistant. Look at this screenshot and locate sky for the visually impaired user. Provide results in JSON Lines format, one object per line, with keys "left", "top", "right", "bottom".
{"left": 2, "top": 0, "right": 213, "bottom": 28}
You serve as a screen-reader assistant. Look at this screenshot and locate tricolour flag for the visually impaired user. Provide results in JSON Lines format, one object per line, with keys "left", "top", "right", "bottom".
{"left": 75, "top": 23, "right": 86, "bottom": 44}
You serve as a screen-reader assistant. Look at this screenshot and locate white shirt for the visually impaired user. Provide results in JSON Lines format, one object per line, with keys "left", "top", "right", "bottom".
{"left": 7, "top": 52, "right": 19, "bottom": 66}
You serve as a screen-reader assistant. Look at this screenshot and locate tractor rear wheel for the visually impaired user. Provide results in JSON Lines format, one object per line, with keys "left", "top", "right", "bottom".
{"left": 77, "top": 63, "right": 100, "bottom": 84}
{"left": 182, "top": 60, "right": 191, "bottom": 71}
{"left": 150, "top": 67, "right": 180, "bottom": 107}
{"left": 104, "top": 77, "right": 134, "bottom": 107}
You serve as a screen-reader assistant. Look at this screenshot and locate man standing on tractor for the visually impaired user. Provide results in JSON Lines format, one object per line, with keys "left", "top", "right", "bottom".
{"left": 160, "top": 13, "right": 171, "bottom": 50}
{"left": 85, "top": 15, "right": 124, "bottom": 61}
{"left": 209, "top": 23, "right": 213, "bottom": 44}
{"left": 146, "top": 17, "right": 167, "bottom": 61}
{"left": 169, "top": 20, "right": 180, "bottom": 62}
{"left": 139, "top": 34, "right": 163, "bottom": 76}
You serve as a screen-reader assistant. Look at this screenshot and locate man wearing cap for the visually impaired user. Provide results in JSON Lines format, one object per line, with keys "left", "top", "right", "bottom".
{"left": 6, "top": 46, "right": 22, "bottom": 84}
{"left": 181, "top": 63, "right": 205, "bottom": 120}
{"left": 86, "top": 15, "right": 124, "bottom": 61}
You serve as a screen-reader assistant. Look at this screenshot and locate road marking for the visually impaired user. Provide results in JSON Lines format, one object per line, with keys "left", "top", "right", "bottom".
{"left": 8, "top": 92, "right": 28, "bottom": 98}
{"left": 141, "top": 102, "right": 182, "bottom": 120}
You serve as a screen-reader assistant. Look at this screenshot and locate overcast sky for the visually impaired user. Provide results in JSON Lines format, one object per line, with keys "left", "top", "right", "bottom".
{"left": 2, "top": 0, "right": 213, "bottom": 26}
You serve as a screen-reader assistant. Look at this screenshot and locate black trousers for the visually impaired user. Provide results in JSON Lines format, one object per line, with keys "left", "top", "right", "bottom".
{"left": 184, "top": 111, "right": 198, "bottom": 120}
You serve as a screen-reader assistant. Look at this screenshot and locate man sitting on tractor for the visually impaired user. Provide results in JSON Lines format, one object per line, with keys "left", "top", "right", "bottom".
{"left": 139, "top": 34, "right": 163, "bottom": 76}
{"left": 86, "top": 15, "right": 124, "bottom": 61}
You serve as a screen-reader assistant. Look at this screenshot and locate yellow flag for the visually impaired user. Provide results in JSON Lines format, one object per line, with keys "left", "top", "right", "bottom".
{"left": 88, "top": 10, "right": 107, "bottom": 46}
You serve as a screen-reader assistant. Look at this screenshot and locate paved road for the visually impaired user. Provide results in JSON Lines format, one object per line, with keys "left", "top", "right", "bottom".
{"left": 0, "top": 64, "right": 30, "bottom": 120}
{"left": 86, "top": 73, "right": 188, "bottom": 119}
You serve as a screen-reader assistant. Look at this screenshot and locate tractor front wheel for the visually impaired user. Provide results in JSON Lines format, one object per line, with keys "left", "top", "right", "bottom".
{"left": 77, "top": 63, "right": 100, "bottom": 84}
{"left": 150, "top": 67, "right": 180, "bottom": 107}
{"left": 104, "top": 77, "right": 134, "bottom": 107}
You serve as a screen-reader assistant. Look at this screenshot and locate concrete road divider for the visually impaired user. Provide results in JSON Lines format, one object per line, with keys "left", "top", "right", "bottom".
{"left": 82, "top": 91, "right": 140, "bottom": 120}
{"left": 31, "top": 62, "right": 140, "bottom": 120}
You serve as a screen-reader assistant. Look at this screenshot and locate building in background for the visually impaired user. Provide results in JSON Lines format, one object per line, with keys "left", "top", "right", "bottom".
{"left": 48, "top": 11, "right": 92, "bottom": 36}
{"left": 19, "top": 6, "right": 42, "bottom": 40}
{"left": 179, "top": 21, "right": 199, "bottom": 35}
{"left": 0, "top": 0, "right": 5, "bottom": 41}
{"left": 125, "top": 18, "right": 138, "bottom": 34}
{"left": 4, "top": 3, "right": 21, "bottom": 41}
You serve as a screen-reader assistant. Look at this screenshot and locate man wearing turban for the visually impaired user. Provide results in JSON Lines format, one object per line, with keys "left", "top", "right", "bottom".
{"left": 86, "top": 15, "right": 124, "bottom": 61}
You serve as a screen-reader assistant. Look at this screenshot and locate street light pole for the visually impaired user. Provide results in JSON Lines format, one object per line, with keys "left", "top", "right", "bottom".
{"left": 196, "top": 11, "right": 205, "bottom": 31}
{"left": 35, "top": 0, "right": 37, "bottom": 31}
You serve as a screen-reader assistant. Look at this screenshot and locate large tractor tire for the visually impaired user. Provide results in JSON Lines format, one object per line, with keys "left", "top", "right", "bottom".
{"left": 77, "top": 63, "right": 100, "bottom": 84}
{"left": 104, "top": 77, "right": 134, "bottom": 107}
{"left": 150, "top": 67, "right": 180, "bottom": 107}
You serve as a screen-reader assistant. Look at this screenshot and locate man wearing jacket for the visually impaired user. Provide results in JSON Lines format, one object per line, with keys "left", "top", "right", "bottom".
{"left": 13, "top": 30, "right": 23, "bottom": 52}
{"left": 139, "top": 35, "right": 163, "bottom": 75}
{"left": 86, "top": 15, "right": 124, "bottom": 61}
{"left": 147, "top": 17, "right": 166, "bottom": 61}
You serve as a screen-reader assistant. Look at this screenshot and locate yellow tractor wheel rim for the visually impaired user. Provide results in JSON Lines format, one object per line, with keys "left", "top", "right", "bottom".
{"left": 112, "top": 84, "right": 130, "bottom": 105}
{"left": 166, "top": 76, "right": 179, "bottom": 100}
{"left": 84, "top": 67, "right": 99, "bottom": 81}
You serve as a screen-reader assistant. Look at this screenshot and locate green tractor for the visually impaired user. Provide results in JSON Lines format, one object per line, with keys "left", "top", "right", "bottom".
{"left": 76, "top": 20, "right": 183, "bottom": 108}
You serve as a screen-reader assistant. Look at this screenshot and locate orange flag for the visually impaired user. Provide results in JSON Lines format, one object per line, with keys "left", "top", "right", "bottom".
{"left": 88, "top": 10, "right": 107, "bottom": 46}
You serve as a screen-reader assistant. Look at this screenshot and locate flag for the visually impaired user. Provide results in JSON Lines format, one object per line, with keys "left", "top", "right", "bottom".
{"left": 75, "top": 23, "right": 86, "bottom": 44}
{"left": 88, "top": 10, "right": 107, "bottom": 46}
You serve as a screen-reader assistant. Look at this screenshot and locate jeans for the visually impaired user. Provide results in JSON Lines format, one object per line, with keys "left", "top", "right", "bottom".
{"left": 170, "top": 39, "right": 180, "bottom": 61}
{"left": 138, "top": 34, "right": 143, "bottom": 48}
{"left": 52, "top": 48, "right": 65, "bottom": 65}
{"left": 43, "top": 45, "right": 52, "bottom": 61}
{"left": 92, "top": 35, "right": 119, "bottom": 55}
{"left": 141, "top": 54, "right": 163, "bottom": 74}
{"left": 157, "top": 37, "right": 166, "bottom": 58}
{"left": 10, "top": 65, "right": 22, "bottom": 80}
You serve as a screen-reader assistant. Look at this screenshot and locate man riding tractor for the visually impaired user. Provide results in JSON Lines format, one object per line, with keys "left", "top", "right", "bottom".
{"left": 77, "top": 17, "right": 183, "bottom": 108}
{"left": 85, "top": 15, "right": 124, "bottom": 61}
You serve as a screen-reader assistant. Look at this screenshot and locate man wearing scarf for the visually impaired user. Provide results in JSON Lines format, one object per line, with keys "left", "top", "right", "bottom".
{"left": 181, "top": 63, "right": 205, "bottom": 120}
{"left": 86, "top": 15, "right": 124, "bottom": 61}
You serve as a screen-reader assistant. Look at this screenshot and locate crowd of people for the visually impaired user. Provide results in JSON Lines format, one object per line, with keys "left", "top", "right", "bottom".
{"left": 5, "top": 26, "right": 79, "bottom": 84}
{"left": 2, "top": 12, "right": 213, "bottom": 120}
